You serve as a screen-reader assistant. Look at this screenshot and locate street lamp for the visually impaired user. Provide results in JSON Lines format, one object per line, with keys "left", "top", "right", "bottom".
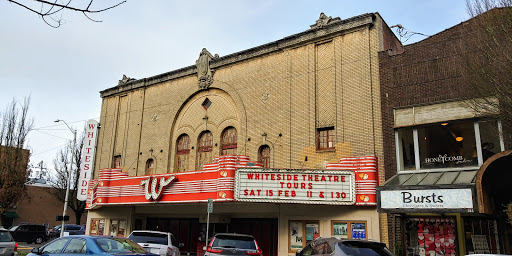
{"left": 55, "top": 119, "right": 76, "bottom": 237}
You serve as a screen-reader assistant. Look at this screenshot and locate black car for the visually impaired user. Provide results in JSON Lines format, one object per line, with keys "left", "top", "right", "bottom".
{"left": 48, "top": 224, "right": 85, "bottom": 238}
{"left": 204, "top": 233, "right": 261, "bottom": 256}
{"left": 9, "top": 224, "right": 48, "bottom": 244}
{"left": 296, "top": 236, "right": 394, "bottom": 256}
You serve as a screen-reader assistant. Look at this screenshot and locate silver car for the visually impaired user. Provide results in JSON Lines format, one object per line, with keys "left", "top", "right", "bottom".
{"left": 128, "top": 230, "right": 182, "bottom": 256}
{"left": 0, "top": 228, "right": 17, "bottom": 256}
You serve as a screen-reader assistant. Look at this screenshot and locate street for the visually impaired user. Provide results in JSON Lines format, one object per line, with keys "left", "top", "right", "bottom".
{"left": 17, "top": 239, "right": 54, "bottom": 254}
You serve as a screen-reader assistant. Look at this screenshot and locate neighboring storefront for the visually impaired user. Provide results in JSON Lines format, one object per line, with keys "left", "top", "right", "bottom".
{"left": 377, "top": 103, "right": 510, "bottom": 255}
{"left": 378, "top": 8, "right": 512, "bottom": 256}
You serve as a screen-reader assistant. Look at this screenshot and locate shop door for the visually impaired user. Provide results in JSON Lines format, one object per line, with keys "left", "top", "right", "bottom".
{"left": 229, "top": 218, "right": 278, "bottom": 256}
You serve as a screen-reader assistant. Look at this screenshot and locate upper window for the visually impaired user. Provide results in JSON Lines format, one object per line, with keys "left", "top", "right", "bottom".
{"left": 221, "top": 127, "right": 237, "bottom": 155}
{"left": 259, "top": 145, "right": 271, "bottom": 168}
{"left": 175, "top": 134, "right": 190, "bottom": 172}
{"left": 145, "top": 159, "right": 154, "bottom": 175}
{"left": 396, "top": 120, "right": 502, "bottom": 171}
{"left": 113, "top": 155, "right": 121, "bottom": 168}
{"left": 317, "top": 127, "right": 335, "bottom": 150}
{"left": 197, "top": 131, "right": 213, "bottom": 170}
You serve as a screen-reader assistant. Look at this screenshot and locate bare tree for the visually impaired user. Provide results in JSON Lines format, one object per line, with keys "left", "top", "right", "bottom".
{"left": 50, "top": 131, "right": 86, "bottom": 225}
{"left": 6, "top": 0, "right": 126, "bottom": 28}
{"left": 0, "top": 97, "right": 33, "bottom": 227}
{"left": 462, "top": 0, "right": 512, "bottom": 144}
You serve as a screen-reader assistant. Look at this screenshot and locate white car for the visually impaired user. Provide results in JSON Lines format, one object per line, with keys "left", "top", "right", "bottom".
{"left": 128, "top": 230, "right": 182, "bottom": 256}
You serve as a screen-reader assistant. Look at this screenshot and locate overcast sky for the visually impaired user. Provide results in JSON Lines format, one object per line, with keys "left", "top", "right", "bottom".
{"left": 0, "top": 1, "right": 469, "bottom": 173}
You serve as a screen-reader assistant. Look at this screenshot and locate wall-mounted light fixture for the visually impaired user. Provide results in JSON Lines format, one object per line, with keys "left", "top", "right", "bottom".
{"left": 262, "top": 132, "right": 267, "bottom": 144}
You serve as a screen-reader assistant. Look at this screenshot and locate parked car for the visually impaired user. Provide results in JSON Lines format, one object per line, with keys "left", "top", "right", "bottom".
{"left": 128, "top": 230, "right": 182, "bottom": 256}
{"left": 28, "top": 235, "right": 157, "bottom": 256}
{"left": 0, "top": 228, "right": 17, "bottom": 256}
{"left": 8, "top": 224, "right": 47, "bottom": 244}
{"left": 48, "top": 224, "right": 85, "bottom": 238}
{"left": 203, "top": 233, "right": 261, "bottom": 256}
{"left": 295, "top": 236, "right": 394, "bottom": 256}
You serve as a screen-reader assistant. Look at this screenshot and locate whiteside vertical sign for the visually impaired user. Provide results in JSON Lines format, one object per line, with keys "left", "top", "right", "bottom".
{"left": 77, "top": 120, "right": 99, "bottom": 201}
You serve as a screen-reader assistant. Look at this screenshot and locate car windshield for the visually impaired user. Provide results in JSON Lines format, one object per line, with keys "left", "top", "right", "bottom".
{"left": 211, "top": 235, "right": 256, "bottom": 250}
{"left": 337, "top": 241, "right": 394, "bottom": 256}
{"left": 95, "top": 237, "right": 147, "bottom": 253}
{"left": 8, "top": 226, "right": 18, "bottom": 232}
{"left": 129, "top": 232, "right": 168, "bottom": 245}
{"left": 0, "top": 231, "right": 13, "bottom": 242}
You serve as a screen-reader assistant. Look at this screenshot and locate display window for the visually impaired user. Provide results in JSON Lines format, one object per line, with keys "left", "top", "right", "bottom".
{"left": 464, "top": 218, "right": 501, "bottom": 254}
{"left": 331, "top": 221, "right": 367, "bottom": 239}
{"left": 289, "top": 220, "right": 319, "bottom": 252}
{"left": 110, "top": 219, "right": 126, "bottom": 237}
{"left": 405, "top": 217, "right": 457, "bottom": 256}
{"left": 90, "top": 219, "right": 105, "bottom": 235}
{"left": 396, "top": 119, "right": 502, "bottom": 171}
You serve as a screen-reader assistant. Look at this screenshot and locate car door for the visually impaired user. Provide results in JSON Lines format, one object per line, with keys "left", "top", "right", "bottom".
{"left": 18, "top": 225, "right": 30, "bottom": 242}
{"left": 170, "top": 234, "right": 180, "bottom": 256}
{"left": 39, "top": 238, "right": 70, "bottom": 256}
{"left": 60, "top": 238, "right": 87, "bottom": 256}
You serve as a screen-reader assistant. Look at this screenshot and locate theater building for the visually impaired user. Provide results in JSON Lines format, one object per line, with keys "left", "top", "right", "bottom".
{"left": 85, "top": 12, "right": 402, "bottom": 256}
{"left": 378, "top": 8, "right": 512, "bottom": 256}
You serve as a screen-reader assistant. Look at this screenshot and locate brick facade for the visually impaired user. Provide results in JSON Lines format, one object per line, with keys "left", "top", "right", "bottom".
{"left": 11, "top": 185, "right": 87, "bottom": 228}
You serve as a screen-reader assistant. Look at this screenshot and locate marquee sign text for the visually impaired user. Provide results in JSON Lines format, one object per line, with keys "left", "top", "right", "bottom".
{"left": 235, "top": 168, "right": 355, "bottom": 205}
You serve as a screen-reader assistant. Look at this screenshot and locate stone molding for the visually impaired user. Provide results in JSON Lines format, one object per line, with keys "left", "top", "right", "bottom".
{"left": 100, "top": 13, "right": 376, "bottom": 98}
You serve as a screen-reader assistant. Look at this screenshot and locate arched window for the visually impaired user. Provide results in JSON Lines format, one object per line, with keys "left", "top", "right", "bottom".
{"left": 259, "top": 145, "right": 271, "bottom": 168}
{"left": 145, "top": 159, "right": 155, "bottom": 175}
{"left": 221, "top": 127, "right": 237, "bottom": 155}
{"left": 197, "top": 131, "right": 213, "bottom": 170}
{"left": 175, "top": 134, "right": 190, "bottom": 172}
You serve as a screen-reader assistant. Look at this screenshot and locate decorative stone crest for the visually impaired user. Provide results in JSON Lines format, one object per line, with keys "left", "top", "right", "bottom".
{"left": 310, "top": 13, "right": 340, "bottom": 29}
{"left": 118, "top": 74, "right": 136, "bottom": 86}
{"left": 196, "top": 48, "right": 219, "bottom": 90}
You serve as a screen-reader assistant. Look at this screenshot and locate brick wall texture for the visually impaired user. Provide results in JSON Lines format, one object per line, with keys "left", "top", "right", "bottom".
{"left": 378, "top": 11, "right": 494, "bottom": 180}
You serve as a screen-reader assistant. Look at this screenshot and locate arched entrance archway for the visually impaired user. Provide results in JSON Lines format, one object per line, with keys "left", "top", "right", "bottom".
{"left": 475, "top": 150, "right": 512, "bottom": 254}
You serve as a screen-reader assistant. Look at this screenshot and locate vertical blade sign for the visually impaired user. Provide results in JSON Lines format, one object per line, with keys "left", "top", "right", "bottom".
{"left": 77, "top": 120, "right": 100, "bottom": 201}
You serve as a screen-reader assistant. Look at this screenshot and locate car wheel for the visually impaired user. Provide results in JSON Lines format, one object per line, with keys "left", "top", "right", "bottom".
{"left": 35, "top": 236, "right": 43, "bottom": 244}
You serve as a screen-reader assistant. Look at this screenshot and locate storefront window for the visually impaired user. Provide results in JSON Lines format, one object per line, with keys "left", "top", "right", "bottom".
{"left": 397, "top": 127, "right": 416, "bottom": 170}
{"left": 332, "top": 221, "right": 367, "bottom": 239}
{"left": 405, "top": 217, "right": 457, "bottom": 256}
{"left": 418, "top": 121, "right": 476, "bottom": 169}
{"left": 289, "top": 220, "right": 319, "bottom": 252}
{"left": 110, "top": 219, "right": 126, "bottom": 237}
{"left": 90, "top": 219, "right": 105, "bottom": 235}
{"left": 396, "top": 119, "right": 503, "bottom": 171}
{"left": 478, "top": 120, "right": 501, "bottom": 162}
{"left": 464, "top": 218, "right": 501, "bottom": 254}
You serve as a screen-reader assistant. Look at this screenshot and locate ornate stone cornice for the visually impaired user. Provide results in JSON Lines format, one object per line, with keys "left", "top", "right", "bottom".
{"left": 100, "top": 13, "right": 376, "bottom": 98}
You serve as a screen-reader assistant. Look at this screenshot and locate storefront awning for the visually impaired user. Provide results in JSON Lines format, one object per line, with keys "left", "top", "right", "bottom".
{"left": 5, "top": 211, "right": 18, "bottom": 218}
{"left": 377, "top": 170, "right": 478, "bottom": 213}
{"left": 381, "top": 170, "right": 477, "bottom": 187}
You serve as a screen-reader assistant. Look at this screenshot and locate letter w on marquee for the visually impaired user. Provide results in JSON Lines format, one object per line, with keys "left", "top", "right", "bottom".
{"left": 140, "top": 175, "right": 176, "bottom": 200}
